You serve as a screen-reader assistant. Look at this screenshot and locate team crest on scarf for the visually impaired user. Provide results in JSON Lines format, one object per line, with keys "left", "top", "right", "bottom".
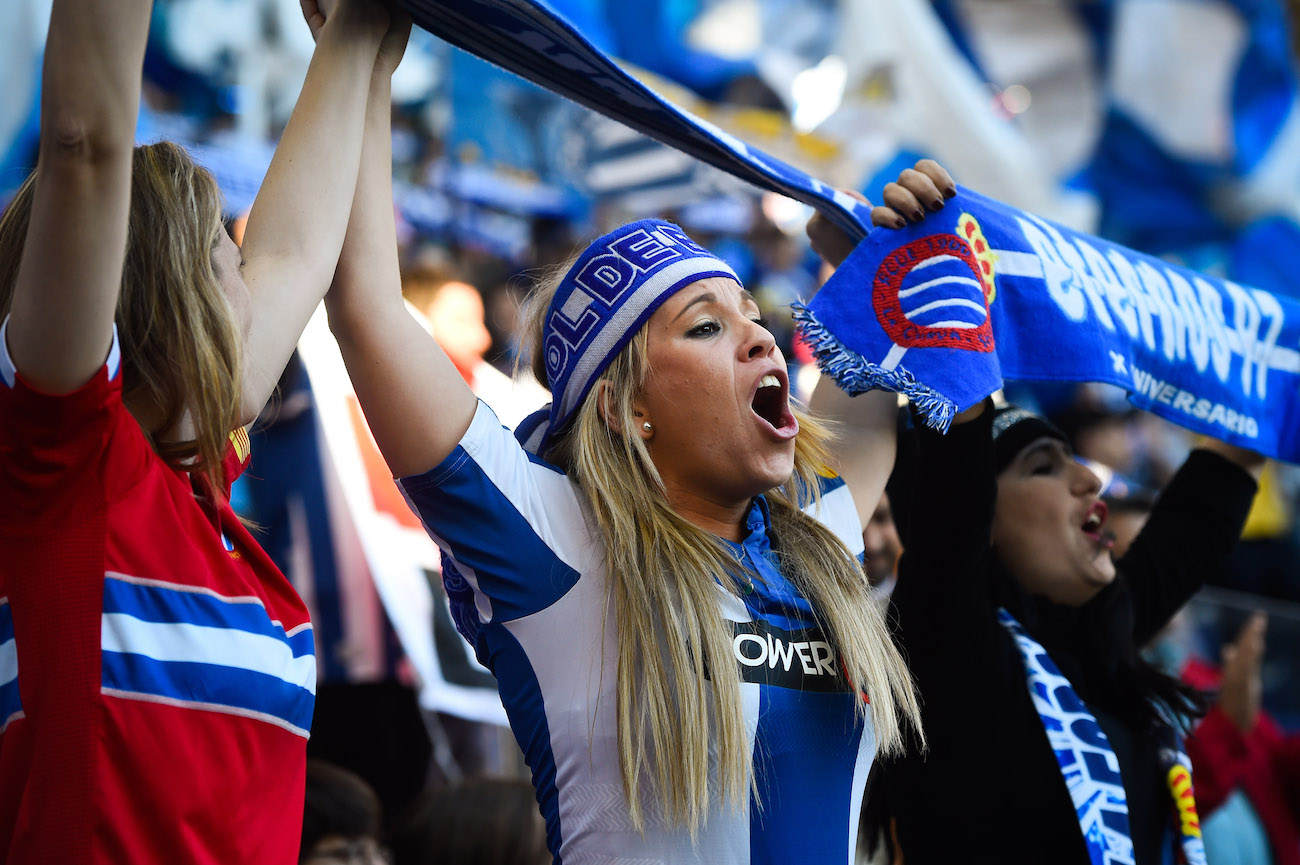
{"left": 871, "top": 212, "right": 998, "bottom": 354}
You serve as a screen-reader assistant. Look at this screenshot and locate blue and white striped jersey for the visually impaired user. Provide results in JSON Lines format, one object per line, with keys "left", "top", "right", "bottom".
{"left": 399, "top": 402, "right": 875, "bottom": 865}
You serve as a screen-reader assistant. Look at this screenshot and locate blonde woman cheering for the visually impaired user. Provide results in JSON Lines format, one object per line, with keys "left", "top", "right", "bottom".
{"left": 0, "top": 0, "right": 406, "bottom": 861}
{"left": 324, "top": 47, "right": 946, "bottom": 858}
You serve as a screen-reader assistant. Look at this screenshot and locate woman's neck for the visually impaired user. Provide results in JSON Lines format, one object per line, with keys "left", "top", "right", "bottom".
{"left": 661, "top": 484, "right": 753, "bottom": 542}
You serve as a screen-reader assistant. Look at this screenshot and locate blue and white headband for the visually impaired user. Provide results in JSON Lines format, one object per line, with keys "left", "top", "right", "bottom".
{"left": 517, "top": 219, "right": 739, "bottom": 454}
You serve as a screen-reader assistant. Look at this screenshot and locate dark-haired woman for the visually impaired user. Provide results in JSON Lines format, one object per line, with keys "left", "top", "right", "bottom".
{"left": 855, "top": 169, "right": 1264, "bottom": 864}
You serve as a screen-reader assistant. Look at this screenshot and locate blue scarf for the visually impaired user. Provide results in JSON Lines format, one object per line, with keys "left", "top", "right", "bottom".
{"left": 998, "top": 609, "right": 1206, "bottom": 865}
{"left": 796, "top": 189, "right": 1300, "bottom": 461}
{"left": 403, "top": 0, "right": 1300, "bottom": 462}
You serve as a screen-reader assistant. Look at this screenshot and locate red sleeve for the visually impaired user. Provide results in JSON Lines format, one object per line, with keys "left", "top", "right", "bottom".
{"left": 0, "top": 323, "right": 146, "bottom": 532}
{"left": 1185, "top": 706, "right": 1251, "bottom": 816}
{"left": 1254, "top": 715, "right": 1300, "bottom": 821}
{"left": 1282, "top": 737, "right": 1300, "bottom": 821}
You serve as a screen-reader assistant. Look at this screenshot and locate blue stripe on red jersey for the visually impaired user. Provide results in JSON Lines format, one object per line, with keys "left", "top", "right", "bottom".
{"left": 103, "top": 575, "right": 316, "bottom": 658}
{"left": 100, "top": 652, "right": 315, "bottom": 735}
{"left": 0, "top": 600, "right": 20, "bottom": 731}
{"left": 100, "top": 575, "right": 316, "bottom": 737}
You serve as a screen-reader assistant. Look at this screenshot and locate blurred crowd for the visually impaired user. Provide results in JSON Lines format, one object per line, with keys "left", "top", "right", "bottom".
{"left": 5, "top": 0, "right": 1300, "bottom": 862}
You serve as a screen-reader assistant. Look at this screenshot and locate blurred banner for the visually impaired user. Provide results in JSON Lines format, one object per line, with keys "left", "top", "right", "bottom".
{"left": 0, "top": 0, "right": 48, "bottom": 198}
{"left": 824, "top": 0, "right": 1090, "bottom": 229}
{"left": 1095, "top": 0, "right": 1300, "bottom": 263}
{"left": 291, "top": 309, "right": 509, "bottom": 725}
{"left": 445, "top": 47, "right": 585, "bottom": 198}
{"left": 930, "top": 0, "right": 1300, "bottom": 302}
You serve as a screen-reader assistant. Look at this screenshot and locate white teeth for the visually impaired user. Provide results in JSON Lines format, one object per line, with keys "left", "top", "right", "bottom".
{"left": 759, "top": 374, "right": 780, "bottom": 389}
{"left": 1083, "top": 513, "right": 1101, "bottom": 531}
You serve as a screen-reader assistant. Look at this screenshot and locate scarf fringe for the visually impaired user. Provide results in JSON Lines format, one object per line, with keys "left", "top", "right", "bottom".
{"left": 792, "top": 303, "right": 957, "bottom": 433}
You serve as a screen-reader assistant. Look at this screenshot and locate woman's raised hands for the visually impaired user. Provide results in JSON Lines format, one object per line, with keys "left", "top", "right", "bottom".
{"left": 300, "top": 0, "right": 392, "bottom": 42}
{"left": 375, "top": 6, "right": 413, "bottom": 77}
{"left": 301, "top": 0, "right": 410, "bottom": 77}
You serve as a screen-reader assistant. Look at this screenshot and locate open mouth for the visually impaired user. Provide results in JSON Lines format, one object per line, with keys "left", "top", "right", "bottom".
{"left": 1081, "top": 500, "right": 1114, "bottom": 548}
{"left": 752, "top": 373, "right": 798, "bottom": 437}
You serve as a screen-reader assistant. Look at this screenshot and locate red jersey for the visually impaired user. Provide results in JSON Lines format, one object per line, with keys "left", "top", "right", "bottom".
{"left": 0, "top": 324, "right": 316, "bottom": 864}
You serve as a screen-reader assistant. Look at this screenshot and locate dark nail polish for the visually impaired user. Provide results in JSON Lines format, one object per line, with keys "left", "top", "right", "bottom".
{"left": 911, "top": 209, "right": 925, "bottom": 222}
{"left": 929, "top": 198, "right": 944, "bottom": 212}
{"left": 944, "top": 185, "right": 957, "bottom": 198}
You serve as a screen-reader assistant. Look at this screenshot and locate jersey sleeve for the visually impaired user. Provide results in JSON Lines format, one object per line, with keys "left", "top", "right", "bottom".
{"left": 0, "top": 316, "right": 141, "bottom": 530}
{"left": 397, "top": 400, "right": 597, "bottom": 628}
{"left": 803, "top": 473, "right": 865, "bottom": 562}
{"left": 888, "top": 409, "right": 1004, "bottom": 677}
{"left": 1118, "top": 449, "right": 1257, "bottom": 645}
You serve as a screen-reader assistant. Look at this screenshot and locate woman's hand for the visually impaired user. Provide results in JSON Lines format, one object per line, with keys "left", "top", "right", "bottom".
{"left": 300, "top": 0, "right": 390, "bottom": 43}
{"left": 875, "top": 159, "right": 956, "bottom": 230}
{"left": 805, "top": 159, "right": 957, "bottom": 270}
{"left": 300, "top": 0, "right": 336, "bottom": 41}
{"left": 375, "top": 6, "right": 413, "bottom": 78}
{"left": 1197, "top": 437, "right": 1267, "bottom": 481}
{"left": 1219, "top": 612, "right": 1267, "bottom": 734}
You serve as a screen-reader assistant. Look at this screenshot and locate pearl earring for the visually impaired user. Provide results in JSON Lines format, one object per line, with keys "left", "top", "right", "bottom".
{"left": 642, "top": 422, "right": 653, "bottom": 432}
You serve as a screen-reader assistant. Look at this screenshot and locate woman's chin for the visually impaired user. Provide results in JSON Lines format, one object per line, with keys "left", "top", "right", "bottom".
{"left": 1089, "top": 553, "right": 1118, "bottom": 586}
{"left": 759, "top": 460, "right": 797, "bottom": 494}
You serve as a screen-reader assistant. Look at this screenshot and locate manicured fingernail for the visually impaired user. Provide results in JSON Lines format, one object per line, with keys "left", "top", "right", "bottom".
{"left": 928, "top": 197, "right": 945, "bottom": 211}
{"left": 911, "top": 209, "right": 925, "bottom": 222}
{"left": 944, "top": 185, "right": 957, "bottom": 198}
{"left": 890, "top": 214, "right": 906, "bottom": 229}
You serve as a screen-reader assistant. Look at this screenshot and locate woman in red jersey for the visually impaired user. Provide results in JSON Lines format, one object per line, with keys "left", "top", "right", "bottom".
{"left": 0, "top": 1, "right": 408, "bottom": 862}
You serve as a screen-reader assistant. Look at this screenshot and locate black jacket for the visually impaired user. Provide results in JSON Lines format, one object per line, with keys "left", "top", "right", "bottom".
{"left": 872, "top": 409, "right": 1257, "bottom": 864}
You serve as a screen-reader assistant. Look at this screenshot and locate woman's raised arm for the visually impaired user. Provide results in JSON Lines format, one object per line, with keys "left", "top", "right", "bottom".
{"left": 324, "top": 11, "right": 479, "bottom": 479}
{"left": 6, "top": 0, "right": 153, "bottom": 394}
{"left": 234, "top": 0, "right": 388, "bottom": 423}
{"left": 806, "top": 160, "right": 956, "bottom": 532}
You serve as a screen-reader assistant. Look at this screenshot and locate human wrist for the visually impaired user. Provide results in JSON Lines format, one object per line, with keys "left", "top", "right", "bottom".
{"left": 319, "top": 2, "right": 389, "bottom": 45}
{"left": 952, "top": 396, "right": 992, "bottom": 425}
{"left": 369, "top": 62, "right": 397, "bottom": 91}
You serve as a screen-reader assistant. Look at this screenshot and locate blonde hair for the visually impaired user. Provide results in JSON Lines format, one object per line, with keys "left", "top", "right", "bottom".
{"left": 522, "top": 258, "right": 923, "bottom": 833}
{"left": 0, "top": 142, "right": 243, "bottom": 497}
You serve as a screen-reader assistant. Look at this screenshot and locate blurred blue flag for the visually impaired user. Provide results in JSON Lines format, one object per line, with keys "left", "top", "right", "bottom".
{"left": 1090, "top": 0, "right": 1300, "bottom": 295}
